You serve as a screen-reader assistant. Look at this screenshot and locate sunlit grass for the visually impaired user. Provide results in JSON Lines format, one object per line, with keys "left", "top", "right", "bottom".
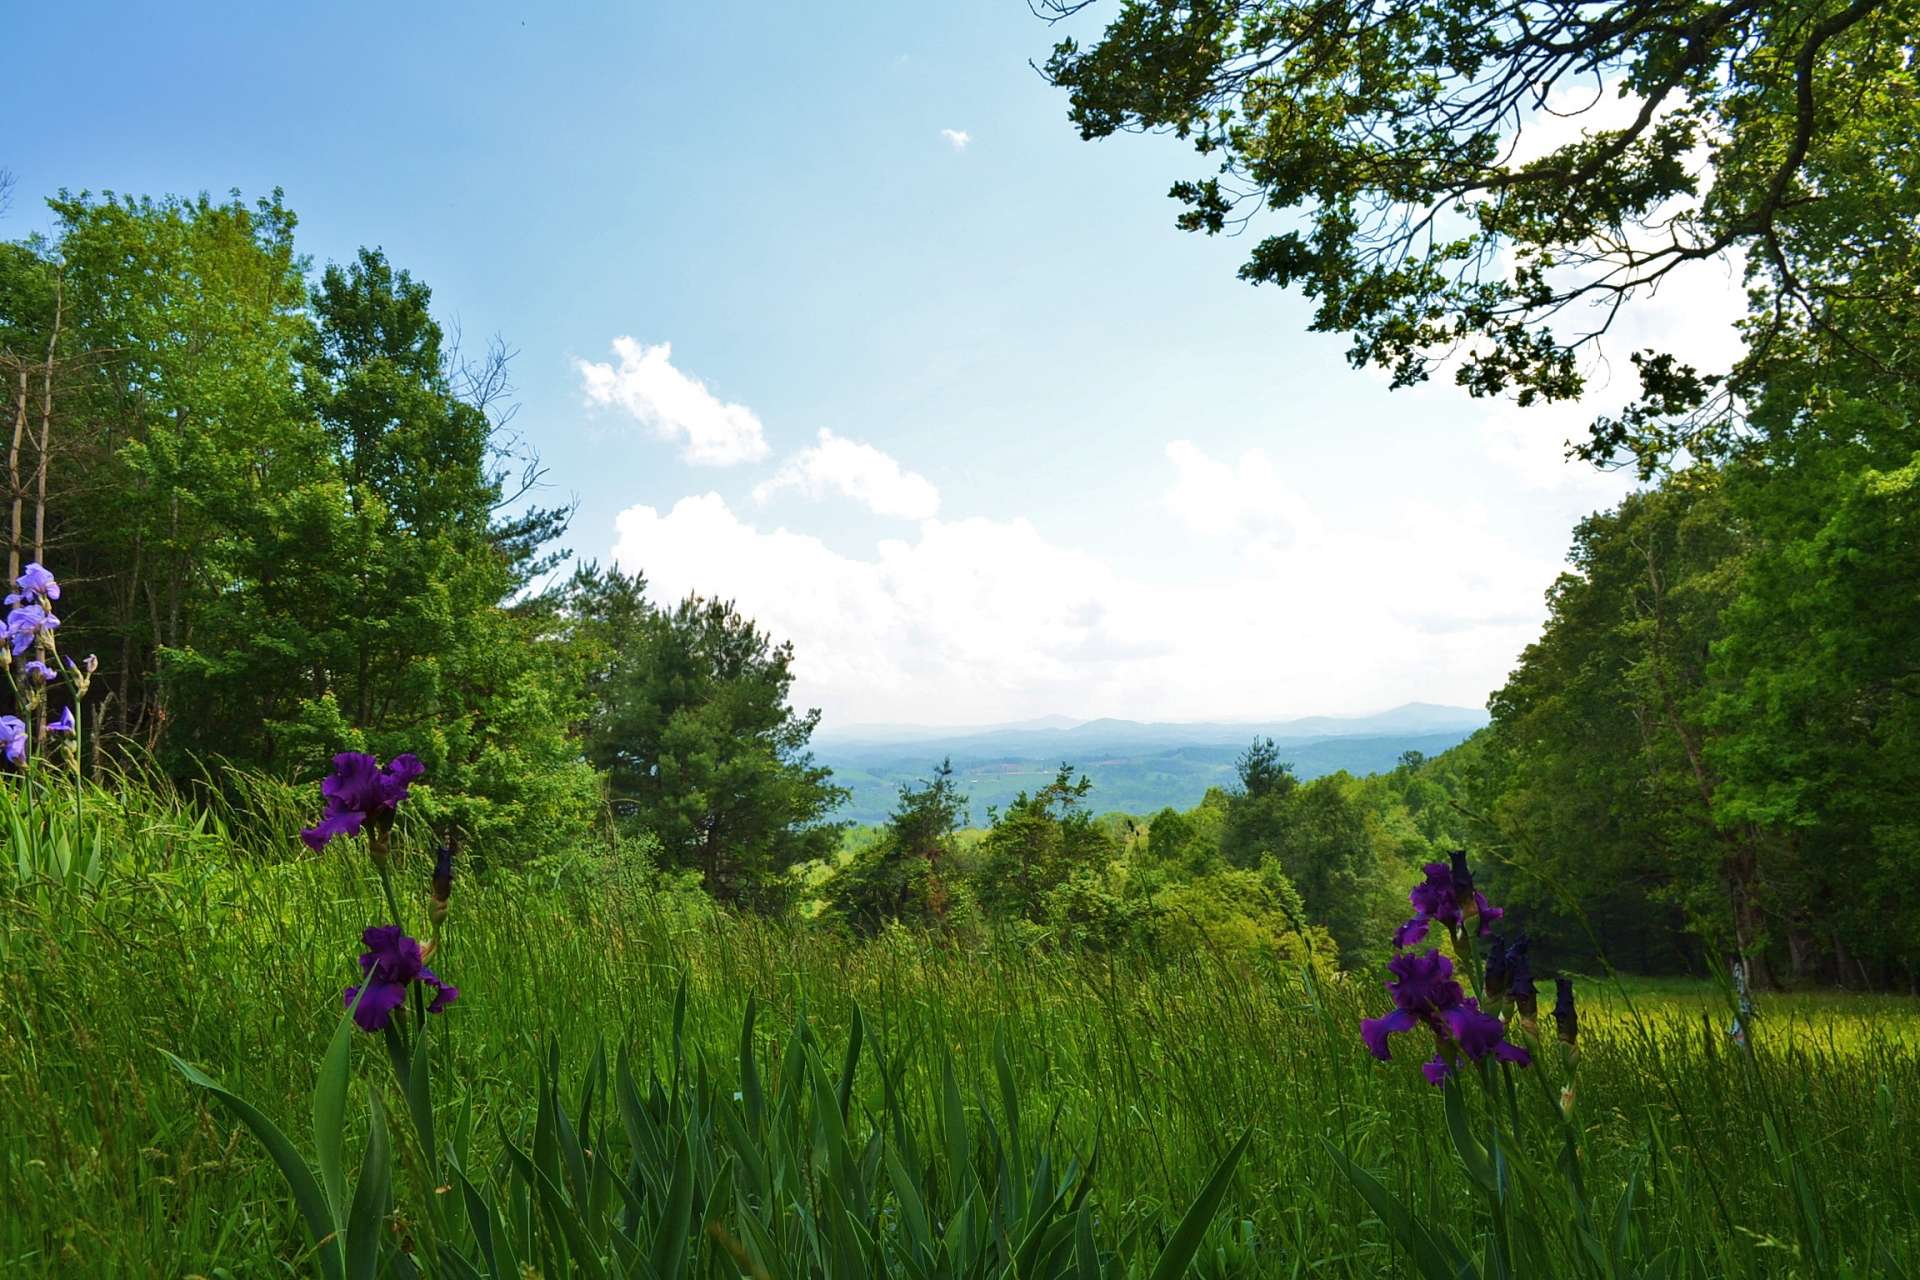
{"left": 2, "top": 787, "right": 1917, "bottom": 1275}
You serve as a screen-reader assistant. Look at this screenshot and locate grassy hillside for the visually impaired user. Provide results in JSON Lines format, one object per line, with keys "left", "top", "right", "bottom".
{"left": 4, "top": 773, "right": 1917, "bottom": 1276}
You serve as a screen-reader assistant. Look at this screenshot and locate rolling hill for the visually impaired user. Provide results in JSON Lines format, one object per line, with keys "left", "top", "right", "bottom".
{"left": 813, "top": 703, "right": 1487, "bottom": 825}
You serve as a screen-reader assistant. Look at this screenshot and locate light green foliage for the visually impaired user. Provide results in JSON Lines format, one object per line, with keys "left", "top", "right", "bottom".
{"left": 973, "top": 766, "right": 1116, "bottom": 924}
{"left": 1145, "top": 861, "right": 1335, "bottom": 971}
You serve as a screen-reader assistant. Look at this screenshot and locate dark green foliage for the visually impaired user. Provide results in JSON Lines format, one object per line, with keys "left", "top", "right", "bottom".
{"left": 973, "top": 766, "right": 1116, "bottom": 924}
{"left": 1220, "top": 741, "right": 1379, "bottom": 961}
{"left": 568, "top": 564, "right": 846, "bottom": 909}
{"left": 0, "top": 193, "right": 596, "bottom": 863}
{"left": 825, "top": 759, "right": 974, "bottom": 935}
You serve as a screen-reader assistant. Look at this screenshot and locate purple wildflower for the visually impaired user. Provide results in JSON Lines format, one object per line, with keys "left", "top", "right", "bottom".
{"left": 15, "top": 563, "right": 58, "bottom": 602}
{"left": 1393, "top": 855, "right": 1504, "bottom": 947}
{"left": 1367, "top": 871, "right": 1528, "bottom": 1082}
{"left": 1445, "top": 998, "right": 1531, "bottom": 1065}
{"left": 342, "top": 924, "right": 456, "bottom": 1032}
{"left": 6, "top": 605, "right": 58, "bottom": 656}
{"left": 420, "top": 969, "right": 459, "bottom": 1013}
{"left": 0, "top": 715, "right": 24, "bottom": 765}
{"left": 300, "top": 752, "right": 427, "bottom": 851}
{"left": 21, "top": 659, "right": 56, "bottom": 685}
{"left": 1361, "top": 946, "right": 1532, "bottom": 1083}
{"left": 47, "top": 706, "right": 75, "bottom": 735}
{"left": 1361, "top": 949, "right": 1461, "bottom": 1061}
{"left": 344, "top": 925, "right": 420, "bottom": 1032}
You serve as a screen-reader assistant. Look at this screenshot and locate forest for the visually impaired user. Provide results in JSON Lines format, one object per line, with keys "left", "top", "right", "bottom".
{"left": 2, "top": 0, "right": 1918, "bottom": 1273}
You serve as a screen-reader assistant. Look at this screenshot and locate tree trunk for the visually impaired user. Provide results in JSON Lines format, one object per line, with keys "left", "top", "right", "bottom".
{"left": 8, "top": 363, "right": 26, "bottom": 583}
{"left": 33, "top": 278, "right": 60, "bottom": 565}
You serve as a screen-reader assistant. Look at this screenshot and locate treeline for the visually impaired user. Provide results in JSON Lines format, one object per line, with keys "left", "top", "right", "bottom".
{"left": 7, "top": 186, "right": 1916, "bottom": 989}
{"left": 1461, "top": 448, "right": 1920, "bottom": 991}
{"left": 817, "top": 745, "right": 1486, "bottom": 971}
{"left": 0, "top": 190, "right": 840, "bottom": 885}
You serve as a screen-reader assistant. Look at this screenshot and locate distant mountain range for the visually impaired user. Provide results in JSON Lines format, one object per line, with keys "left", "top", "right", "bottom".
{"left": 814, "top": 702, "right": 1489, "bottom": 826}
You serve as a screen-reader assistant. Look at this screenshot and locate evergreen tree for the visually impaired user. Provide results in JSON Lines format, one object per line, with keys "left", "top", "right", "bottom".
{"left": 568, "top": 566, "right": 845, "bottom": 909}
{"left": 826, "top": 759, "right": 970, "bottom": 934}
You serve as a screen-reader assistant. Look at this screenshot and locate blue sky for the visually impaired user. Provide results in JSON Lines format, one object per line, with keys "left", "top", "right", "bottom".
{"left": 2, "top": 2, "right": 1747, "bottom": 728}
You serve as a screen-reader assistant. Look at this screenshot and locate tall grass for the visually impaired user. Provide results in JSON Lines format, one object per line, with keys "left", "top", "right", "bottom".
{"left": 1, "top": 770, "right": 1916, "bottom": 1275}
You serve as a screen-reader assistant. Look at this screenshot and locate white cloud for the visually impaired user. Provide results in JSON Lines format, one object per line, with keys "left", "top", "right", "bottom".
{"left": 754, "top": 430, "right": 941, "bottom": 519}
{"left": 608, "top": 450, "right": 1568, "bottom": 726}
{"left": 575, "top": 338, "right": 770, "bottom": 466}
{"left": 1163, "top": 440, "right": 1320, "bottom": 544}
{"left": 939, "top": 128, "right": 971, "bottom": 151}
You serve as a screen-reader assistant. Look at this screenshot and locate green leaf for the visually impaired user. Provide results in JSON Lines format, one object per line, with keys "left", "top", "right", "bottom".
{"left": 836, "top": 1001, "right": 864, "bottom": 1122}
{"left": 1444, "top": 1077, "right": 1498, "bottom": 1194}
{"left": 454, "top": 1163, "right": 503, "bottom": 1280}
{"left": 406, "top": 1016, "right": 437, "bottom": 1180}
{"left": 1147, "top": 1128, "right": 1251, "bottom": 1280}
{"left": 1327, "top": 1143, "right": 1461, "bottom": 1280}
{"left": 165, "top": 1051, "right": 345, "bottom": 1280}
{"left": 740, "top": 992, "right": 765, "bottom": 1134}
{"left": 344, "top": 1083, "right": 391, "bottom": 1280}
{"left": 314, "top": 1000, "right": 358, "bottom": 1224}
{"left": 649, "top": 1132, "right": 697, "bottom": 1280}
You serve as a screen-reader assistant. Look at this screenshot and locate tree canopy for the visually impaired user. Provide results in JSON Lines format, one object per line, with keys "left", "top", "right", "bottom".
{"left": 1039, "top": 0, "right": 1918, "bottom": 467}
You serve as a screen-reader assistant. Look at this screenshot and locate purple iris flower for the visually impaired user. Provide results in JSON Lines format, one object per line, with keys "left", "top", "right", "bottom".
{"left": 1393, "top": 857, "right": 1504, "bottom": 947}
{"left": 344, "top": 925, "right": 420, "bottom": 1031}
{"left": 421, "top": 969, "right": 459, "bottom": 1013}
{"left": 47, "top": 706, "right": 75, "bottom": 735}
{"left": 1360, "top": 946, "right": 1532, "bottom": 1083}
{"left": 0, "top": 715, "right": 25, "bottom": 765}
{"left": 300, "top": 751, "right": 427, "bottom": 851}
{"left": 6, "top": 605, "right": 58, "bottom": 656}
{"left": 1360, "top": 948, "right": 1464, "bottom": 1061}
{"left": 15, "top": 563, "right": 58, "bottom": 601}
{"left": 1445, "top": 999, "right": 1531, "bottom": 1065}
{"left": 342, "top": 924, "right": 457, "bottom": 1032}
{"left": 21, "top": 659, "right": 56, "bottom": 685}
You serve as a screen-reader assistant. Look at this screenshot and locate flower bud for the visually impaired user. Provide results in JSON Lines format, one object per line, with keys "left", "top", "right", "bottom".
{"left": 429, "top": 843, "right": 454, "bottom": 927}
{"left": 1553, "top": 977, "right": 1578, "bottom": 1047}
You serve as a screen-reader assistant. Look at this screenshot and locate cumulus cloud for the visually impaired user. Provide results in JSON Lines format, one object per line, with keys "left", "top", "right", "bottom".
{"left": 939, "top": 128, "right": 971, "bottom": 150}
{"left": 608, "top": 451, "right": 1567, "bottom": 726}
{"left": 611, "top": 496, "right": 1144, "bottom": 722}
{"left": 754, "top": 430, "right": 941, "bottom": 519}
{"left": 1163, "top": 441, "right": 1321, "bottom": 545}
{"left": 575, "top": 338, "right": 770, "bottom": 466}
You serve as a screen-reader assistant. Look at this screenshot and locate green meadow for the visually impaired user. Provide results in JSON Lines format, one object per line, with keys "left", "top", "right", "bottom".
{"left": 4, "top": 777, "right": 1915, "bottom": 1278}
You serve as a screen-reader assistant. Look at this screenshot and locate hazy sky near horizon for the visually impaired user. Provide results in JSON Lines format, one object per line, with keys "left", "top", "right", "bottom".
{"left": 3, "top": 3, "right": 1749, "bottom": 728}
